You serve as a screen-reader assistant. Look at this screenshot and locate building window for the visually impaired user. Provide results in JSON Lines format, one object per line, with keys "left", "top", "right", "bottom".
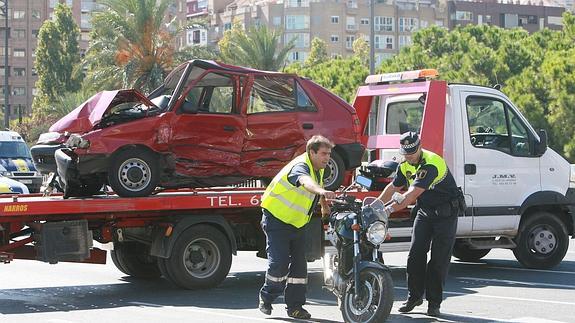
{"left": 13, "top": 49, "right": 25, "bottom": 57}
{"left": 435, "top": 20, "right": 444, "bottom": 27}
{"left": 375, "top": 35, "right": 394, "bottom": 49}
{"left": 485, "top": 15, "right": 492, "bottom": 24}
{"left": 331, "top": 16, "right": 339, "bottom": 24}
{"left": 399, "top": 35, "right": 412, "bottom": 48}
{"left": 224, "top": 23, "right": 232, "bottom": 31}
{"left": 13, "top": 11, "right": 25, "bottom": 19}
{"left": 285, "top": 0, "right": 310, "bottom": 7}
{"left": 331, "top": 35, "right": 339, "bottom": 42}
{"left": 285, "top": 15, "right": 309, "bottom": 30}
{"left": 347, "top": 0, "right": 358, "bottom": 8}
{"left": 81, "top": 32, "right": 90, "bottom": 41}
{"left": 345, "top": 35, "right": 355, "bottom": 49}
{"left": 12, "top": 29, "right": 25, "bottom": 39}
{"left": 455, "top": 11, "right": 473, "bottom": 21}
{"left": 273, "top": 17, "right": 281, "bottom": 26}
{"left": 331, "top": 53, "right": 340, "bottom": 59}
{"left": 32, "top": 88, "right": 38, "bottom": 96}
{"left": 346, "top": 16, "right": 356, "bottom": 30}
{"left": 32, "top": 30, "right": 40, "bottom": 38}
{"left": 420, "top": 20, "right": 428, "bottom": 28}
{"left": 285, "top": 33, "right": 310, "bottom": 48}
{"left": 361, "top": 18, "right": 369, "bottom": 25}
{"left": 0, "top": 67, "right": 4, "bottom": 76}
{"left": 528, "top": 15, "right": 537, "bottom": 24}
{"left": 13, "top": 68, "right": 25, "bottom": 77}
{"left": 289, "top": 51, "right": 308, "bottom": 62}
{"left": 81, "top": 13, "right": 92, "bottom": 29}
{"left": 32, "top": 10, "right": 41, "bottom": 19}
{"left": 13, "top": 87, "right": 25, "bottom": 96}
{"left": 399, "top": 17, "right": 418, "bottom": 32}
{"left": 374, "top": 16, "right": 394, "bottom": 32}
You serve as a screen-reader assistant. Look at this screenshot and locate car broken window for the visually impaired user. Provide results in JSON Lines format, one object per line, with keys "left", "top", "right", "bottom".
{"left": 248, "top": 76, "right": 296, "bottom": 114}
{"left": 184, "top": 72, "right": 235, "bottom": 114}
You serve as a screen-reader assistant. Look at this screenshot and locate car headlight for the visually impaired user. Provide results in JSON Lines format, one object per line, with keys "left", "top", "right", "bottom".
{"left": 366, "top": 221, "right": 387, "bottom": 245}
{"left": 66, "top": 134, "right": 90, "bottom": 149}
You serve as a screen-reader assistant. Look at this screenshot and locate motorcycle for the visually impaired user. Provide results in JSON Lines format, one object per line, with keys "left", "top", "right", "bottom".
{"left": 323, "top": 162, "right": 397, "bottom": 323}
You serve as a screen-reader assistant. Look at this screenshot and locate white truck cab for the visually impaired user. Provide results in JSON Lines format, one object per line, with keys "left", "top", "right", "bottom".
{"left": 0, "top": 131, "right": 43, "bottom": 193}
{"left": 354, "top": 69, "right": 574, "bottom": 269}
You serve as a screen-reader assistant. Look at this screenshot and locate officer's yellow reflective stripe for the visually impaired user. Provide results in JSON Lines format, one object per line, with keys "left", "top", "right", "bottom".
{"left": 401, "top": 150, "right": 447, "bottom": 188}
{"left": 13, "top": 159, "right": 29, "bottom": 172}
{"left": 287, "top": 277, "right": 308, "bottom": 285}
{"left": 276, "top": 178, "right": 315, "bottom": 201}
{"left": 266, "top": 273, "right": 288, "bottom": 283}
{"left": 267, "top": 191, "right": 310, "bottom": 214}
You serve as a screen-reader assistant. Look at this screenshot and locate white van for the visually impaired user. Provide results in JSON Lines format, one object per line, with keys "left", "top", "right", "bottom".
{"left": 0, "top": 131, "right": 42, "bottom": 193}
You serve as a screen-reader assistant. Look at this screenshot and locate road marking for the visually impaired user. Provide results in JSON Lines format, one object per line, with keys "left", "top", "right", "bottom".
{"left": 129, "top": 302, "right": 272, "bottom": 322}
{"left": 509, "top": 318, "right": 568, "bottom": 323}
{"left": 456, "top": 262, "right": 575, "bottom": 275}
{"left": 395, "top": 286, "right": 575, "bottom": 306}
{"left": 456, "top": 276, "right": 575, "bottom": 289}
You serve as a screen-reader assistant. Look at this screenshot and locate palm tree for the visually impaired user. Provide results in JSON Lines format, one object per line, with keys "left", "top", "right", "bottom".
{"left": 83, "top": 0, "right": 179, "bottom": 94}
{"left": 219, "top": 22, "right": 295, "bottom": 71}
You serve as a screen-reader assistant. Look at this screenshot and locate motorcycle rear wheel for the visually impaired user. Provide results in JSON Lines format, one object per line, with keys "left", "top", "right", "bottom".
{"left": 341, "top": 267, "right": 394, "bottom": 323}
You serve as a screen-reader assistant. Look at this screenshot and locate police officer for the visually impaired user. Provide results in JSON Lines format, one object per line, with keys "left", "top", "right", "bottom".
{"left": 377, "top": 131, "right": 462, "bottom": 317}
{"left": 258, "top": 135, "right": 336, "bottom": 319}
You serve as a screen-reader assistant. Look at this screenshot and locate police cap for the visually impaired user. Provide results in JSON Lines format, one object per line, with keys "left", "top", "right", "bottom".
{"left": 399, "top": 131, "right": 420, "bottom": 155}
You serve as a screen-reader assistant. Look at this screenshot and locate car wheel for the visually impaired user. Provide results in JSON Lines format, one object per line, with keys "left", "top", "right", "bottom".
{"left": 111, "top": 242, "right": 161, "bottom": 278}
{"left": 108, "top": 148, "right": 159, "bottom": 197}
{"left": 513, "top": 211, "right": 569, "bottom": 269}
{"left": 453, "top": 239, "right": 492, "bottom": 262}
{"left": 324, "top": 151, "right": 345, "bottom": 191}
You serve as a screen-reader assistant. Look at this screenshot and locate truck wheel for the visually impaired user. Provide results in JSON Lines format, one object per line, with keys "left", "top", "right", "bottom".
{"left": 513, "top": 212, "right": 569, "bottom": 269}
{"left": 111, "top": 242, "right": 161, "bottom": 278}
{"left": 453, "top": 240, "right": 491, "bottom": 262}
{"left": 108, "top": 148, "right": 159, "bottom": 197}
{"left": 165, "top": 224, "right": 232, "bottom": 289}
{"left": 324, "top": 151, "right": 345, "bottom": 191}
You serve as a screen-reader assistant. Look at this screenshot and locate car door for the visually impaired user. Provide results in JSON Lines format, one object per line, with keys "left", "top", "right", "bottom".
{"left": 169, "top": 71, "right": 246, "bottom": 177}
{"left": 242, "top": 75, "right": 306, "bottom": 177}
{"left": 460, "top": 91, "right": 540, "bottom": 233}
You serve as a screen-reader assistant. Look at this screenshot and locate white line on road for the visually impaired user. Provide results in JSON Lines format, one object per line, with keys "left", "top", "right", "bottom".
{"left": 395, "top": 286, "right": 575, "bottom": 306}
{"left": 128, "top": 302, "right": 271, "bottom": 322}
{"left": 456, "top": 276, "right": 575, "bottom": 289}
{"left": 456, "top": 262, "right": 575, "bottom": 275}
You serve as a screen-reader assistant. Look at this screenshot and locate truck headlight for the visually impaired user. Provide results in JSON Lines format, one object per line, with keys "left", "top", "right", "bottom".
{"left": 366, "top": 221, "right": 387, "bottom": 245}
{"left": 0, "top": 171, "right": 10, "bottom": 176}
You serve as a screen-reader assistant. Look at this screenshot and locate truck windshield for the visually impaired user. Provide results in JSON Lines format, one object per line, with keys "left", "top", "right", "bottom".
{"left": 386, "top": 100, "right": 423, "bottom": 134}
{"left": 0, "top": 141, "right": 32, "bottom": 159}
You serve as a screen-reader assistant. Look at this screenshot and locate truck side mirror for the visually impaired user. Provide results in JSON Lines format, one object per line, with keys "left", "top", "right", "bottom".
{"left": 534, "top": 129, "right": 547, "bottom": 156}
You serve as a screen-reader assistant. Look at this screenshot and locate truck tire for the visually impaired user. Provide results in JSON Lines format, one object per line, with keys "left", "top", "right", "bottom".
{"left": 165, "top": 224, "right": 232, "bottom": 289}
{"left": 111, "top": 242, "right": 162, "bottom": 278}
{"left": 513, "top": 212, "right": 569, "bottom": 269}
{"left": 108, "top": 148, "right": 160, "bottom": 197}
{"left": 453, "top": 240, "right": 491, "bottom": 262}
{"left": 324, "top": 151, "right": 345, "bottom": 191}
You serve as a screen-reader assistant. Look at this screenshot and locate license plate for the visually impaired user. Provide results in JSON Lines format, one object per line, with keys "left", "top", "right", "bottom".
{"left": 20, "top": 180, "right": 32, "bottom": 184}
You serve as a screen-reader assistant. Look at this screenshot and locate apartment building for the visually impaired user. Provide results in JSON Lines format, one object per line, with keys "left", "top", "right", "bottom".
{"left": 447, "top": 0, "right": 565, "bottom": 33}
{"left": 210, "top": 0, "right": 448, "bottom": 64}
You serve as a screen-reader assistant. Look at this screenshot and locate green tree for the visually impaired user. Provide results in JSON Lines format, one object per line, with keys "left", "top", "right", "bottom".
{"left": 33, "top": 3, "right": 81, "bottom": 114}
{"left": 83, "top": 0, "right": 179, "bottom": 93}
{"left": 218, "top": 21, "right": 295, "bottom": 71}
{"left": 352, "top": 37, "right": 369, "bottom": 66}
{"left": 305, "top": 37, "right": 328, "bottom": 66}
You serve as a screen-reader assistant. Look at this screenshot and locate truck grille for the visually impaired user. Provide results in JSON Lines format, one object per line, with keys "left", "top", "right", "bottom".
{"left": 12, "top": 172, "right": 35, "bottom": 176}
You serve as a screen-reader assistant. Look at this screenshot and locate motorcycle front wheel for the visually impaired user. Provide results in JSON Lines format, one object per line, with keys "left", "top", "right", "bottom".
{"left": 341, "top": 267, "right": 394, "bottom": 323}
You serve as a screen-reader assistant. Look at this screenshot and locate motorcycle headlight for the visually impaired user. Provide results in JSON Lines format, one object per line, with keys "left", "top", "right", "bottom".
{"left": 366, "top": 221, "right": 387, "bottom": 246}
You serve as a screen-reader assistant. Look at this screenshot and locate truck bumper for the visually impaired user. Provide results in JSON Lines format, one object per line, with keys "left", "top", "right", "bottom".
{"left": 9, "top": 176, "right": 43, "bottom": 193}
{"left": 337, "top": 143, "right": 365, "bottom": 169}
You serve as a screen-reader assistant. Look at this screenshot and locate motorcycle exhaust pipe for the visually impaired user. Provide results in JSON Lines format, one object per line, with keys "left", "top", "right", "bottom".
{"left": 323, "top": 252, "right": 347, "bottom": 295}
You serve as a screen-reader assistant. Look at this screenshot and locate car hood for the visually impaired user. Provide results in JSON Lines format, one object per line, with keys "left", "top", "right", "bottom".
{"left": 49, "top": 89, "right": 153, "bottom": 133}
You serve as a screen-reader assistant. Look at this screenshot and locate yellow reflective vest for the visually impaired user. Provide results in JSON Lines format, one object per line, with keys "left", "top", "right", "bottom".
{"left": 261, "top": 153, "right": 324, "bottom": 228}
{"left": 399, "top": 149, "right": 447, "bottom": 189}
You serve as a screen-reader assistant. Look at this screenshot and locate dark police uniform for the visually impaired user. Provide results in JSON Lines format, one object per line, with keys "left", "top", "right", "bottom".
{"left": 394, "top": 148, "right": 461, "bottom": 310}
{"left": 259, "top": 153, "right": 322, "bottom": 317}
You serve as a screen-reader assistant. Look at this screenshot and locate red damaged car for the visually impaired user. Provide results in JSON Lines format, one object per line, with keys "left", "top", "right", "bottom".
{"left": 31, "top": 60, "right": 364, "bottom": 197}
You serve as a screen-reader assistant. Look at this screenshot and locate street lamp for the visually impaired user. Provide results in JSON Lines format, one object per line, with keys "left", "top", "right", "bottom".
{"left": 0, "top": 0, "right": 8, "bottom": 130}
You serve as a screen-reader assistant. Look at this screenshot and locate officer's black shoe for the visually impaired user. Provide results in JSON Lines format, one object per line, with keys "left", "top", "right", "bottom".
{"left": 259, "top": 301, "right": 272, "bottom": 315}
{"left": 427, "top": 306, "right": 441, "bottom": 317}
{"left": 287, "top": 307, "right": 311, "bottom": 319}
{"left": 398, "top": 298, "right": 423, "bottom": 313}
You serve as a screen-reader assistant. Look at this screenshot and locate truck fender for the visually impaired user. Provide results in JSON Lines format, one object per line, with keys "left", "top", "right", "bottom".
{"left": 150, "top": 215, "right": 238, "bottom": 259}
{"left": 519, "top": 190, "right": 575, "bottom": 235}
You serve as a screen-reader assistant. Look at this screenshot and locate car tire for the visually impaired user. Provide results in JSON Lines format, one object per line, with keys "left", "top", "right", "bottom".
{"left": 324, "top": 151, "right": 345, "bottom": 191}
{"left": 453, "top": 240, "right": 491, "bottom": 262}
{"left": 513, "top": 211, "right": 569, "bottom": 269}
{"left": 108, "top": 148, "right": 160, "bottom": 197}
{"left": 164, "top": 224, "right": 232, "bottom": 290}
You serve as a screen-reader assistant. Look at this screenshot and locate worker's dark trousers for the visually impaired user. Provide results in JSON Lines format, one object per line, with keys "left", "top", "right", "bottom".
{"left": 259, "top": 210, "right": 307, "bottom": 310}
{"left": 406, "top": 209, "right": 458, "bottom": 308}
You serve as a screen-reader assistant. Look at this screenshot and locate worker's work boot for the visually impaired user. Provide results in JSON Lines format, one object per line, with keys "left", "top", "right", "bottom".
{"left": 287, "top": 307, "right": 311, "bottom": 319}
{"left": 427, "top": 306, "right": 441, "bottom": 317}
{"left": 259, "top": 301, "right": 272, "bottom": 315}
{"left": 398, "top": 298, "right": 423, "bottom": 313}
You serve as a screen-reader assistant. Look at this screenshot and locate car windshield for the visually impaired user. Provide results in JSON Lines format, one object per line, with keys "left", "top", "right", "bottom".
{"left": 0, "top": 141, "right": 32, "bottom": 158}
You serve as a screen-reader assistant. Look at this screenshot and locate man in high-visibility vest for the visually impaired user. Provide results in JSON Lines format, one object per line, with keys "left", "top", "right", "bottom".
{"left": 377, "top": 131, "right": 464, "bottom": 317}
{"left": 258, "top": 135, "right": 336, "bottom": 319}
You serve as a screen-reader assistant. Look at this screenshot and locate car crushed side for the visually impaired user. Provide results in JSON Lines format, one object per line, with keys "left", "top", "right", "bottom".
{"left": 43, "top": 59, "right": 364, "bottom": 198}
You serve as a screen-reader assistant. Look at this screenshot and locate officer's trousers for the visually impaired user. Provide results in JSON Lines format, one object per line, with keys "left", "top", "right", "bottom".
{"left": 259, "top": 210, "right": 307, "bottom": 310}
{"left": 406, "top": 209, "right": 458, "bottom": 308}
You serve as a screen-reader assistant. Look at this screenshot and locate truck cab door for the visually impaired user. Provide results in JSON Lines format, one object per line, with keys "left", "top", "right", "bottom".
{"left": 460, "top": 91, "right": 541, "bottom": 233}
